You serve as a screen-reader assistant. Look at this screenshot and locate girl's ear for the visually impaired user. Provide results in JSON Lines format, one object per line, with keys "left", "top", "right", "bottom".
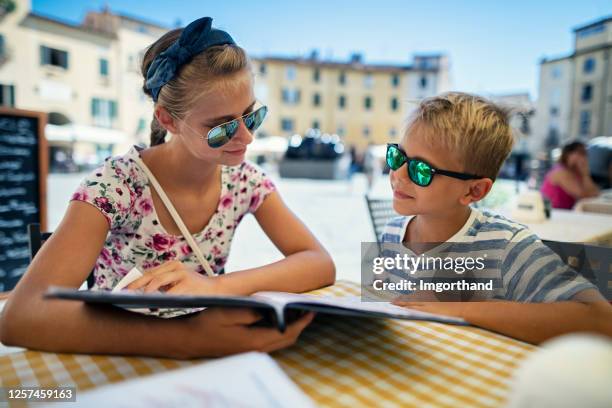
{"left": 459, "top": 178, "right": 493, "bottom": 205}
{"left": 155, "top": 106, "right": 178, "bottom": 134}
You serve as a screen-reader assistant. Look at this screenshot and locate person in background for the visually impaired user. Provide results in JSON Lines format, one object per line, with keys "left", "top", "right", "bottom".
{"left": 541, "top": 141, "right": 600, "bottom": 209}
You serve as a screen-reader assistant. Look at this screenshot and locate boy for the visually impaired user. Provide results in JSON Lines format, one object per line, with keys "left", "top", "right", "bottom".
{"left": 382, "top": 92, "right": 612, "bottom": 344}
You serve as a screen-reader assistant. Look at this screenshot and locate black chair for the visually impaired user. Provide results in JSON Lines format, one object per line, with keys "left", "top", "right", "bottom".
{"left": 542, "top": 240, "right": 611, "bottom": 302}
{"left": 364, "top": 196, "right": 396, "bottom": 243}
{"left": 28, "top": 223, "right": 96, "bottom": 289}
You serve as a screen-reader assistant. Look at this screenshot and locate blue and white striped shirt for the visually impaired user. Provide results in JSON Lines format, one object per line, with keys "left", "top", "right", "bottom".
{"left": 381, "top": 208, "right": 595, "bottom": 302}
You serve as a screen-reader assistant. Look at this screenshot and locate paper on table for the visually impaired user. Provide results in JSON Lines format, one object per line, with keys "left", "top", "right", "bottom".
{"left": 44, "top": 352, "right": 315, "bottom": 408}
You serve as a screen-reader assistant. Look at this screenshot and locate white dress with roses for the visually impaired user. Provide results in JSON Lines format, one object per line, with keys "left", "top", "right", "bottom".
{"left": 71, "top": 145, "right": 276, "bottom": 293}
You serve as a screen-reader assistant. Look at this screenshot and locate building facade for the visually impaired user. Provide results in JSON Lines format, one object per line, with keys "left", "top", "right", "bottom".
{"left": 1, "top": 1, "right": 451, "bottom": 161}
{"left": 252, "top": 54, "right": 450, "bottom": 149}
{"left": 0, "top": 0, "right": 166, "bottom": 166}
{"left": 534, "top": 16, "right": 612, "bottom": 153}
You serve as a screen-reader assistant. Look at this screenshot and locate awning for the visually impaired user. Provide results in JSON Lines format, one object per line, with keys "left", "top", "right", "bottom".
{"left": 45, "top": 124, "right": 127, "bottom": 145}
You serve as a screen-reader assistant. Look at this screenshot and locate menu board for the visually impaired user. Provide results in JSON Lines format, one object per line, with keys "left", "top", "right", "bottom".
{"left": 0, "top": 107, "right": 47, "bottom": 293}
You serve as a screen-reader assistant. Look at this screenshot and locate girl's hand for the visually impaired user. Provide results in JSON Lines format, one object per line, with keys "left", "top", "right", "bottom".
{"left": 126, "top": 260, "right": 220, "bottom": 295}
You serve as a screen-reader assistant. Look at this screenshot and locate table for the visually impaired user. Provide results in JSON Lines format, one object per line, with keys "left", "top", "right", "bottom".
{"left": 525, "top": 209, "right": 612, "bottom": 245}
{"left": 0, "top": 281, "right": 535, "bottom": 407}
{"left": 575, "top": 189, "right": 612, "bottom": 215}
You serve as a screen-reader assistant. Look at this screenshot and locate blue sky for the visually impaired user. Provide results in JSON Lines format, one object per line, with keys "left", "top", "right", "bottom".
{"left": 33, "top": 0, "right": 612, "bottom": 99}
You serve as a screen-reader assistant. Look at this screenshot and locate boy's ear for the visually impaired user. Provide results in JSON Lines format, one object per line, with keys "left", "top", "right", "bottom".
{"left": 154, "top": 106, "right": 178, "bottom": 134}
{"left": 460, "top": 178, "right": 494, "bottom": 205}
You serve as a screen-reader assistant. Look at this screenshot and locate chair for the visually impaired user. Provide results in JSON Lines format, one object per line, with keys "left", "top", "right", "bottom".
{"left": 364, "top": 196, "right": 396, "bottom": 243}
{"left": 542, "top": 240, "right": 611, "bottom": 302}
{"left": 28, "top": 223, "right": 96, "bottom": 289}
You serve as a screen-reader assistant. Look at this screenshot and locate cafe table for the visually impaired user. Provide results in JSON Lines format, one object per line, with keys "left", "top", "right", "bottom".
{"left": 0, "top": 280, "right": 535, "bottom": 407}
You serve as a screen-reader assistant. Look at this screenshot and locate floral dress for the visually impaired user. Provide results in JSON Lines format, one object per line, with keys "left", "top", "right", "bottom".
{"left": 71, "top": 145, "right": 276, "bottom": 295}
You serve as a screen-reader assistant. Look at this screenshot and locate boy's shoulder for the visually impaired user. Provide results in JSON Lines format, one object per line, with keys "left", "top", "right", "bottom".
{"left": 466, "top": 208, "right": 532, "bottom": 242}
{"left": 381, "top": 209, "right": 535, "bottom": 244}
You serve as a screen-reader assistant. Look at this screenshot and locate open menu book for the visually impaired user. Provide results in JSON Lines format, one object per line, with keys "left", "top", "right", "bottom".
{"left": 45, "top": 269, "right": 467, "bottom": 332}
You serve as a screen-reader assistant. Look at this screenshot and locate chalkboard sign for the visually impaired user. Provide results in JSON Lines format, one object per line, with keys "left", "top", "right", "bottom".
{"left": 0, "top": 107, "right": 47, "bottom": 294}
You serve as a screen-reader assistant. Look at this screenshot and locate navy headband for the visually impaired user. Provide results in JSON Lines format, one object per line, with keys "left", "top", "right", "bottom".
{"left": 145, "top": 17, "right": 236, "bottom": 102}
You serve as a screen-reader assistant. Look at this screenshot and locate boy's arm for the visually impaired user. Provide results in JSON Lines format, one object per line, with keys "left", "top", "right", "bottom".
{"left": 393, "top": 289, "right": 612, "bottom": 344}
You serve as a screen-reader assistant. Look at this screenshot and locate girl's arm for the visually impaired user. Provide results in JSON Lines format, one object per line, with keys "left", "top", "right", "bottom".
{"left": 218, "top": 191, "right": 336, "bottom": 294}
{"left": 0, "top": 201, "right": 312, "bottom": 358}
{"left": 553, "top": 168, "right": 599, "bottom": 199}
{"left": 394, "top": 289, "right": 612, "bottom": 344}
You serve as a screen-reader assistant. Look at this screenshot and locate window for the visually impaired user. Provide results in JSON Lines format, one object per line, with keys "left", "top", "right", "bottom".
{"left": 364, "top": 96, "right": 372, "bottom": 110}
{"left": 336, "top": 125, "right": 345, "bottom": 137}
{"left": 313, "top": 68, "right": 320, "bottom": 83}
{"left": 419, "top": 75, "right": 427, "bottom": 89}
{"left": 0, "top": 35, "right": 5, "bottom": 59}
{"left": 99, "top": 58, "right": 109, "bottom": 77}
{"left": 40, "top": 45, "right": 69, "bottom": 69}
{"left": 551, "top": 66, "right": 562, "bottom": 79}
{"left": 581, "top": 84, "right": 592, "bottom": 102}
{"left": 0, "top": 84, "right": 15, "bottom": 107}
{"left": 339, "top": 71, "right": 346, "bottom": 85}
{"left": 282, "top": 88, "right": 300, "bottom": 104}
{"left": 259, "top": 63, "right": 266, "bottom": 75}
{"left": 286, "top": 65, "right": 296, "bottom": 81}
{"left": 579, "top": 111, "right": 591, "bottom": 136}
{"left": 391, "top": 97, "right": 399, "bottom": 112}
{"left": 281, "top": 118, "right": 294, "bottom": 132}
{"left": 391, "top": 74, "right": 400, "bottom": 88}
{"left": 338, "top": 95, "right": 346, "bottom": 109}
{"left": 389, "top": 127, "right": 397, "bottom": 138}
{"left": 550, "top": 106, "right": 559, "bottom": 116}
{"left": 364, "top": 73, "right": 373, "bottom": 88}
{"left": 313, "top": 93, "right": 321, "bottom": 107}
{"left": 312, "top": 120, "right": 320, "bottom": 129}
{"left": 583, "top": 58, "right": 595, "bottom": 74}
{"left": 91, "top": 98, "right": 118, "bottom": 128}
{"left": 362, "top": 126, "right": 370, "bottom": 138}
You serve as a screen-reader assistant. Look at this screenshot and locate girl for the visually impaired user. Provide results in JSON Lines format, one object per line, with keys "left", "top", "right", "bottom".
{"left": 541, "top": 141, "right": 600, "bottom": 209}
{"left": 1, "top": 17, "right": 334, "bottom": 358}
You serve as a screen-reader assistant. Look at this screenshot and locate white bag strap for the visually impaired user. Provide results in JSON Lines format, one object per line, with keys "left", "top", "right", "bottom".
{"left": 133, "top": 155, "right": 215, "bottom": 277}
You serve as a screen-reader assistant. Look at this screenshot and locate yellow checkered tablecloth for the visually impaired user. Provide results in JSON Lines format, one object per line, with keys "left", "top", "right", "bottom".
{"left": 0, "top": 280, "right": 536, "bottom": 407}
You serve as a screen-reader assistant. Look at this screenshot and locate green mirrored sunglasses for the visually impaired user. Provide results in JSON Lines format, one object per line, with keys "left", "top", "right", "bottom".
{"left": 386, "top": 143, "right": 483, "bottom": 187}
{"left": 205, "top": 105, "right": 268, "bottom": 148}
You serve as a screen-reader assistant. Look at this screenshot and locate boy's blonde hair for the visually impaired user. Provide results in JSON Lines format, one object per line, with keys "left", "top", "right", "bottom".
{"left": 405, "top": 92, "right": 515, "bottom": 180}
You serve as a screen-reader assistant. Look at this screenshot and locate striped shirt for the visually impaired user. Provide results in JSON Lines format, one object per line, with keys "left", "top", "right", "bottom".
{"left": 381, "top": 208, "right": 595, "bottom": 302}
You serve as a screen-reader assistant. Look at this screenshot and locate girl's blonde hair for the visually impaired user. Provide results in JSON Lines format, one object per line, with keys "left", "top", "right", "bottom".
{"left": 141, "top": 28, "right": 250, "bottom": 146}
{"left": 405, "top": 92, "right": 515, "bottom": 180}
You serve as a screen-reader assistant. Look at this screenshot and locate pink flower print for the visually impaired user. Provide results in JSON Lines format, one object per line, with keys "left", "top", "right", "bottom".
{"left": 95, "top": 274, "right": 106, "bottom": 287}
{"left": 161, "top": 250, "right": 177, "bottom": 261}
{"left": 180, "top": 244, "right": 192, "bottom": 256}
{"left": 100, "top": 248, "right": 112, "bottom": 267}
{"left": 134, "top": 184, "right": 144, "bottom": 198}
{"left": 142, "top": 260, "right": 162, "bottom": 270}
{"left": 137, "top": 197, "right": 153, "bottom": 215}
{"left": 115, "top": 187, "right": 124, "bottom": 196}
{"left": 71, "top": 186, "right": 89, "bottom": 201}
{"left": 220, "top": 192, "right": 233, "bottom": 209}
{"left": 94, "top": 197, "right": 114, "bottom": 213}
{"left": 248, "top": 193, "right": 261, "bottom": 212}
{"left": 211, "top": 245, "right": 221, "bottom": 256}
{"left": 231, "top": 172, "right": 240, "bottom": 183}
{"left": 150, "top": 233, "right": 176, "bottom": 251}
{"left": 262, "top": 178, "right": 275, "bottom": 191}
